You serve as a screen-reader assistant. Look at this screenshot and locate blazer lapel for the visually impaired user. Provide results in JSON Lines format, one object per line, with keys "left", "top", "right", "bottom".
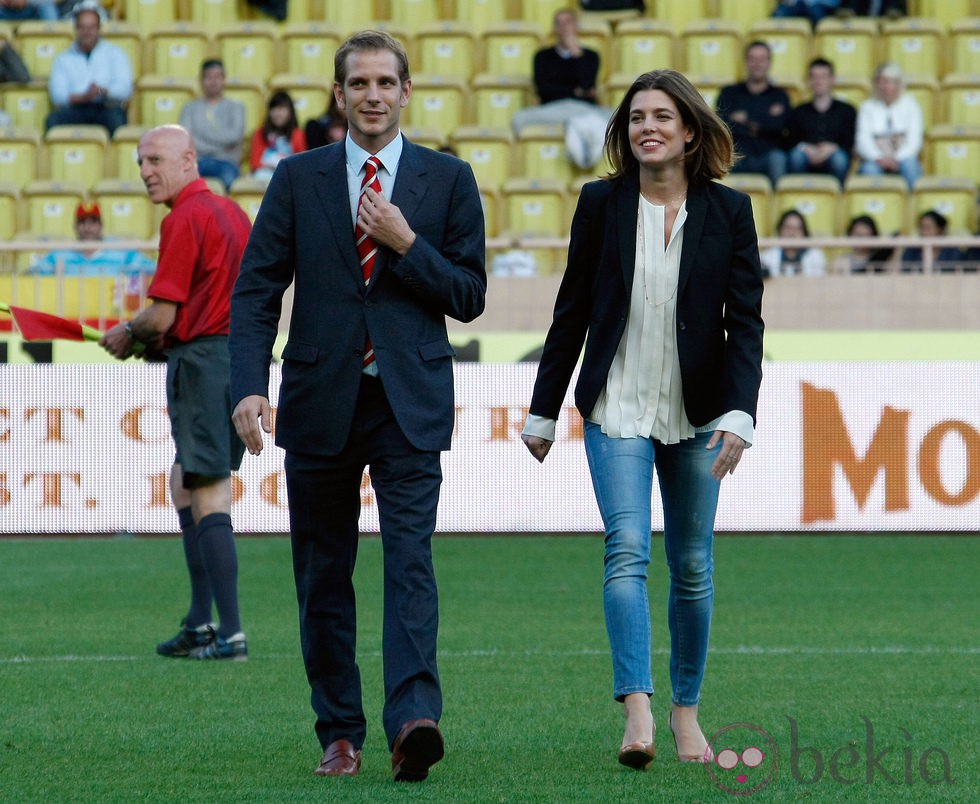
{"left": 678, "top": 185, "right": 707, "bottom": 298}
{"left": 615, "top": 173, "right": 640, "bottom": 294}
{"left": 312, "top": 144, "right": 363, "bottom": 286}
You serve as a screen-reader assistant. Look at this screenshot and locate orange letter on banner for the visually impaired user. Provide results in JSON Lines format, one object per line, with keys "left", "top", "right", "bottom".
{"left": 801, "top": 382, "right": 910, "bottom": 523}
{"left": 918, "top": 421, "right": 980, "bottom": 506}
{"left": 0, "top": 473, "right": 9, "bottom": 505}
{"left": 25, "top": 407, "right": 83, "bottom": 443}
{"left": 489, "top": 406, "right": 529, "bottom": 441}
{"left": 231, "top": 475, "right": 244, "bottom": 503}
{"left": 23, "top": 472, "right": 81, "bottom": 506}
{"left": 0, "top": 408, "right": 9, "bottom": 443}
{"left": 121, "top": 406, "right": 169, "bottom": 443}
{"left": 147, "top": 472, "right": 168, "bottom": 508}
{"left": 260, "top": 472, "right": 288, "bottom": 507}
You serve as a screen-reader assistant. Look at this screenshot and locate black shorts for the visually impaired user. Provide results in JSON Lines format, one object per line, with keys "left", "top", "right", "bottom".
{"left": 166, "top": 335, "right": 246, "bottom": 488}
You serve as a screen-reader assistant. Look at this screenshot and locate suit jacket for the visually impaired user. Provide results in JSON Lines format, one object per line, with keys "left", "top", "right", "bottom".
{"left": 530, "top": 174, "right": 764, "bottom": 429}
{"left": 229, "top": 136, "right": 487, "bottom": 454}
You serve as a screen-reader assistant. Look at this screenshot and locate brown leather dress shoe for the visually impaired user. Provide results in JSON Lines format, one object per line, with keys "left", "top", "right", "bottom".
{"left": 618, "top": 740, "right": 656, "bottom": 771}
{"left": 315, "top": 739, "right": 362, "bottom": 777}
{"left": 390, "top": 719, "right": 444, "bottom": 782}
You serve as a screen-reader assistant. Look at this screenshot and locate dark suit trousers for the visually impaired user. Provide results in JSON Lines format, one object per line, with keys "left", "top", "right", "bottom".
{"left": 284, "top": 374, "right": 443, "bottom": 752}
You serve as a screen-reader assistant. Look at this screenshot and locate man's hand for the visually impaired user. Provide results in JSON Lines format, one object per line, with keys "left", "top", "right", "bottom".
{"left": 357, "top": 186, "right": 416, "bottom": 256}
{"left": 99, "top": 322, "right": 135, "bottom": 359}
{"left": 522, "top": 434, "right": 553, "bottom": 463}
{"left": 232, "top": 395, "right": 273, "bottom": 456}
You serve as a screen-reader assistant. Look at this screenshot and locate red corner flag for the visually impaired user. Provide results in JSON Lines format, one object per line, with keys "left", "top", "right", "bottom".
{"left": 0, "top": 302, "right": 101, "bottom": 342}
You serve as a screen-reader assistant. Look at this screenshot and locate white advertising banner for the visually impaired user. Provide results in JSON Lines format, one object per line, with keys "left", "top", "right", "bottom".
{"left": 1, "top": 362, "right": 977, "bottom": 534}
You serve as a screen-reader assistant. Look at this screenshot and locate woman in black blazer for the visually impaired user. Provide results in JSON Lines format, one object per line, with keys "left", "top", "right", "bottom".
{"left": 522, "top": 70, "right": 764, "bottom": 770}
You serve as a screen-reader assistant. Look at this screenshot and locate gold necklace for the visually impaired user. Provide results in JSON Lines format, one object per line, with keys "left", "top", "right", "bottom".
{"left": 640, "top": 187, "right": 687, "bottom": 207}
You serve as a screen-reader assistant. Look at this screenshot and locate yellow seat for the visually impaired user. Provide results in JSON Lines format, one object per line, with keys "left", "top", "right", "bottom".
{"left": 92, "top": 179, "right": 157, "bottom": 239}
{"left": 516, "top": 123, "right": 575, "bottom": 184}
{"left": 912, "top": 175, "right": 977, "bottom": 234}
{"left": 501, "top": 177, "right": 569, "bottom": 237}
{"left": 773, "top": 174, "right": 842, "bottom": 235}
{"left": 747, "top": 18, "right": 812, "bottom": 87}
{"left": 1, "top": 82, "right": 50, "bottom": 132}
{"left": 915, "top": 0, "right": 973, "bottom": 29}
{"left": 0, "top": 182, "right": 18, "bottom": 242}
{"left": 43, "top": 125, "right": 108, "bottom": 188}
{"left": 386, "top": 0, "right": 443, "bottom": 33}
{"left": 881, "top": 17, "right": 946, "bottom": 82}
{"left": 148, "top": 24, "right": 211, "bottom": 81}
{"left": 689, "top": 74, "right": 729, "bottom": 110}
{"left": 416, "top": 21, "right": 478, "bottom": 82}
{"left": 681, "top": 19, "right": 742, "bottom": 83}
{"left": 401, "top": 125, "right": 446, "bottom": 152}
{"left": 228, "top": 176, "right": 267, "bottom": 222}
{"left": 222, "top": 76, "right": 266, "bottom": 136}
{"left": 101, "top": 21, "right": 144, "bottom": 81}
{"left": 651, "top": 0, "right": 710, "bottom": 32}
{"left": 22, "top": 180, "right": 87, "bottom": 238}
{"left": 216, "top": 22, "right": 279, "bottom": 84}
{"left": 189, "top": 0, "right": 240, "bottom": 28}
{"left": 613, "top": 19, "right": 676, "bottom": 77}
{"left": 832, "top": 76, "right": 871, "bottom": 108}
{"left": 123, "top": 0, "right": 178, "bottom": 29}
{"left": 941, "top": 73, "right": 980, "bottom": 126}
{"left": 321, "top": 0, "right": 376, "bottom": 36}
{"left": 135, "top": 75, "right": 197, "bottom": 127}
{"left": 479, "top": 185, "right": 501, "bottom": 238}
{"left": 813, "top": 17, "right": 878, "bottom": 83}
{"left": 715, "top": 0, "right": 773, "bottom": 34}
{"left": 517, "top": 0, "right": 567, "bottom": 33}
{"left": 281, "top": 22, "right": 343, "bottom": 78}
{"left": 905, "top": 75, "right": 939, "bottom": 132}
{"left": 471, "top": 73, "right": 533, "bottom": 129}
{"left": 575, "top": 15, "right": 613, "bottom": 83}
{"left": 843, "top": 174, "right": 909, "bottom": 238}
{"left": 16, "top": 21, "right": 73, "bottom": 81}
{"left": 109, "top": 124, "right": 148, "bottom": 183}
{"left": 455, "top": 0, "right": 510, "bottom": 36}
{"left": 267, "top": 74, "right": 331, "bottom": 130}
{"left": 403, "top": 75, "right": 469, "bottom": 139}
{"left": 0, "top": 128, "right": 40, "bottom": 190}
{"left": 0, "top": 264, "right": 120, "bottom": 322}
{"left": 482, "top": 22, "right": 542, "bottom": 78}
{"left": 450, "top": 126, "right": 514, "bottom": 191}
{"left": 949, "top": 18, "right": 980, "bottom": 75}
{"left": 926, "top": 123, "right": 980, "bottom": 183}
{"left": 718, "top": 173, "right": 773, "bottom": 236}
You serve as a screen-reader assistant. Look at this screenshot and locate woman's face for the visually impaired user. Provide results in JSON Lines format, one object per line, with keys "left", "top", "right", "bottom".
{"left": 778, "top": 214, "right": 806, "bottom": 238}
{"left": 918, "top": 216, "right": 943, "bottom": 237}
{"left": 849, "top": 221, "right": 874, "bottom": 238}
{"left": 627, "top": 89, "right": 693, "bottom": 169}
{"left": 269, "top": 103, "right": 291, "bottom": 129}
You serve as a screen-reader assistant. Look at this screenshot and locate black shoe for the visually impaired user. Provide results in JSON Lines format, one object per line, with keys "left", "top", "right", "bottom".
{"left": 156, "top": 620, "right": 215, "bottom": 657}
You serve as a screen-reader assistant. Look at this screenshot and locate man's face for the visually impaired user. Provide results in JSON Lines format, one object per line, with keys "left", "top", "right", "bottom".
{"left": 76, "top": 216, "right": 102, "bottom": 241}
{"left": 554, "top": 11, "right": 577, "bottom": 41}
{"left": 808, "top": 65, "right": 834, "bottom": 97}
{"left": 74, "top": 10, "right": 100, "bottom": 55}
{"left": 335, "top": 48, "right": 411, "bottom": 152}
{"left": 138, "top": 129, "right": 194, "bottom": 207}
{"left": 745, "top": 45, "right": 771, "bottom": 82}
{"left": 201, "top": 65, "right": 225, "bottom": 100}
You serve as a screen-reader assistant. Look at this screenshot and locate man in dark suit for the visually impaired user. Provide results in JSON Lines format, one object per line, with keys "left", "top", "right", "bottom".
{"left": 228, "top": 30, "right": 486, "bottom": 782}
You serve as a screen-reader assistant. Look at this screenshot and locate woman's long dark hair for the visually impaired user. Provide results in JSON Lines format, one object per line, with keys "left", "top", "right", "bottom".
{"left": 262, "top": 91, "right": 299, "bottom": 138}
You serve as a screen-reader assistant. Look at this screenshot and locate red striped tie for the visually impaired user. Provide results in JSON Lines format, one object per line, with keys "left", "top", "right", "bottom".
{"left": 356, "top": 156, "right": 382, "bottom": 368}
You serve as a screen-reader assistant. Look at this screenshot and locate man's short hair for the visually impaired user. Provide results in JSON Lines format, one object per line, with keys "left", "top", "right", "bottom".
{"left": 71, "top": 0, "right": 107, "bottom": 22}
{"left": 744, "top": 40, "right": 772, "bottom": 58}
{"left": 201, "top": 58, "right": 224, "bottom": 75}
{"left": 809, "top": 57, "right": 835, "bottom": 74}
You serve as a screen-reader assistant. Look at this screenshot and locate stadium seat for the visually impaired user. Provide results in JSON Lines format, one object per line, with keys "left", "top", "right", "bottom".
{"left": 813, "top": 17, "right": 878, "bottom": 84}
{"left": 450, "top": 126, "right": 514, "bottom": 191}
{"left": 16, "top": 21, "right": 73, "bottom": 81}
{"left": 403, "top": 75, "right": 469, "bottom": 139}
{"left": 516, "top": 123, "right": 576, "bottom": 184}
{"left": 650, "top": 0, "right": 709, "bottom": 32}
{"left": 831, "top": 77, "right": 871, "bottom": 109}
{"left": 904, "top": 75, "right": 939, "bottom": 132}
{"left": 481, "top": 22, "right": 543, "bottom": 79}
{"left": 22, "top": 180, "right": 87, "bottom": 238}
{"left": 92, "top": 179, "right": 157, "bottom": 239}
{"left": 216, "top": 22, "right": 279, "bottom": 84}
{"left": 747, "top": 18, "right": 812, "bottom": 87}
{"left": 843, "top": 174, "right": 910, "bottom": 238}
{"left": 773, "top": 174, "right": 842, "bottom": 236}
{"left": 941, "top": 73, "right": 980, "bottom": 126}
{"left": 109, "top": 125, "right": 148, "bottom": 183}
{"left": 575, "top": 15, "right": 613, "bottom": 83}
{"left": 718, "top": 173, "right": 773, "bottom": 237}
{"left": 471, "top": 74, "right": 533, "bottom": 129}
{"left": 135, "top": 75, "right": 197, "bottom": 128}
{"left": 613, "top": 19, "right": 676, "bottom": 77}
{"left": 189, "top": 0, "right": 240, "bottom": 28}
{"left": 401, "top": 126, "right": 446, "bottom": 152}
{"left": 123, "top": 0, "right": 178, "bottom": 30}
{"left": 0, "top": 182, "right": 18, "bottom": 242}
{"left": 0, "top": 128, "right": 40, "bottom": 190}
{"left": 881, "top": 17, "right": 946, "bottom": 82}
{"left": 386, "top": 0, "right": 443, "bottom": 33}
{"left": 281, "top": 23, "right": 343, "bottom": 78}
{"left": 517, "top": 0, "right": 567, "bottom": 33}
{"left": 1, "top": 82, "right": 50, "bottom": 133}
{"left": 501, "top": 177, "right": 569, "bottom": 237}
{"left": 228, "top": 176, "right": 267, "bottom": 222}
{"left": 948, "top": 18, "right": 980, "bottom": 75}
{"left": 911, "top": 175, "right": 978, "bottom": 234}
{"left": 321, "top": 0, "right": 377, "bottom": 36}
{"left": 148, "top": 24, "right": 211, "bottom": 81}
{"left": 689, "top": 75, "right": 728, "bottom": 110}
{"left": 455, "top": 0, "right": 510, "bottom": 35}
{"left": 43, "top": 125, "right": 108, "bottom": 188}
{"left": 101, "top": 21, "right": 144, "bottom": 81}
{"left": 915, "top": 0, "right": 974, "bottom": 28}
{"left": 715, "top": 0, "right": 772, "bottom": 34}
{"left": 926, "top": 123, "right": 980, "bottom": 183}
{"left": 267, "top": 74, "right": 331, "bottom": 130}
{"left": 222, "top": 76, "right": 266, "bottom": 136}
{"left": 681, "top": 19, "right": 742, "bottom": 83}
{"left": 479, "top": 185, "right": 501, "bottom": 238}
{"left": 416, "top": 21, "right": 478, "bottom": 82}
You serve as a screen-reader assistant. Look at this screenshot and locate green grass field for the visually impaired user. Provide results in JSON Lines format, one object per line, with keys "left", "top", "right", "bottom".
{"left": 1, "top": 535, "right": 976, "bottom": 802}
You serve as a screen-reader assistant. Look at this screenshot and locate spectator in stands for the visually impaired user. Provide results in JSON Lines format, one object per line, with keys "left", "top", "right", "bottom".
{"left": 855, "top": 62, "right": 922, "bottom": 190}
{"left": 179, "top": 59, "right": 245, "bottom": 192}
{"left": 760, "top": 209, "right": 827, "bottom": 277}
{"left": 772, "top": 0, "right": 840, "bottom": 28}
{"left": 0, "top": 32, "right": 31, "bottom": 85}
{"left": 716, "top": 41, "right": 790, "bottom": 187}
{"left": 836, "top": 0, "right": 905, "bottom": 17}
{"left": 785, "top": 58, "right": 855, "bottom": 187}
{"left": 303, "top": 94, "right": 346, "bottom": 151}
{"left": 900, "top": 210, "right": 968, "bottom": 273}
{"left": 0, "top": 0, "right": 57, "bottom": 21}
{"left": 511, "top": 7, "right": 612, "bottom": 170}
{"left": 250, "top": 90, "right": 306, "bottom": 183}
{"left": 836, "top": 214, "right": 895, "bottom": 273}
{"left": 45, "top": 1, "right": 132, "bottom": 136}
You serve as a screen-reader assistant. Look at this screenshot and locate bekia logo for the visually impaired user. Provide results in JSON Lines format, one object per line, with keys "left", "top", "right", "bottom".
{"left": 704, "top": 722, "right": 780, "bottom": 796}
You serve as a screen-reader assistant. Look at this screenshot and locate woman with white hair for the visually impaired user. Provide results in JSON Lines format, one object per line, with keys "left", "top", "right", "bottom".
{"left": 854, "top": 62, "right": 923, "bottom": 189}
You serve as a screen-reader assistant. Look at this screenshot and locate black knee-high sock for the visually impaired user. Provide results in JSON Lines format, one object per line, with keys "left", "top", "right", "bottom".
{"left": 180, "top": 506, "right": 213, "bottom": 627}
{"left": 196, "top": 512, "right": 241, "bottom": 638}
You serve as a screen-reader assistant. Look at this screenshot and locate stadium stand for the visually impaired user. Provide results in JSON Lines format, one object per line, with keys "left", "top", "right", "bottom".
{"left": 912, "top": 175, "right": 978, "bottom": 234}
{"left": 147, "top": 23, "right": 211, "bottom": 80}
{"left": 681, "top": 19, "right": 742, "bottom": 83}
{"left": 613, "top": 18, "right": 676, "bottom": 77}
{"left": 471, "top": 73, "right": 533, "bottom": 129}
{"left": 92, "top": 178, "right": 158, "bottom": 239}
{"left": 16, "top": 20, "right": 72, "bottom": 81}
{"left": 450, "top": 125, "right": 514, "bottom": 191}
{"left": 107, "top": 124, "right": 147, "bottom": 183}
{"left": 774, "top": 174, "right": 842, "bottom": 236}
{"left": 747, "top": 17, "right": 811, "bottom": 87}
{"left": 843, "top": 174, "right": 910, "bottom": 237}
{"left": 0, "top": 128, "right": 40, "bottom": 190}
{"left": 44, "top": 125, "right": 108, "bottom": 187}
{"left": 516, "top": 122, "right": 575, "bottom": 184}
{"left": 415, "top": 21, "right": 478, "bottom": 82}
{"left": 22, "top": 180, "right": 87, "bottom": 238}
{"left": 719, "top": 172, "right": 773, "bottom": 236}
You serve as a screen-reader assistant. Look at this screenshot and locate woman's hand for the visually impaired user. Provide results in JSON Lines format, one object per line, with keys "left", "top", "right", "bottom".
{"left": 522, "top": 434, "right": 553, "bottom": 463}
{"left": 707, "top": 430, "right": 745, "bottom": 481}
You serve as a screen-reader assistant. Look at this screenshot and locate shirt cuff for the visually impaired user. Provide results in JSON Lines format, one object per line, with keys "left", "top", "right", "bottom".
{"left": 707, "top": 410, "right": 755, "bottom": 447}
{"left": 522, "top": 413, "right": 556, "bottom": 442}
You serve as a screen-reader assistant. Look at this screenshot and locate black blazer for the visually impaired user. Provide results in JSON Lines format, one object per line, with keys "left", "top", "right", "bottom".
{"left": 530, "top": 174, "right": 764, "bottom": 429}
{"left": 229, "top": 137, "right": 487, "bottom": 454}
